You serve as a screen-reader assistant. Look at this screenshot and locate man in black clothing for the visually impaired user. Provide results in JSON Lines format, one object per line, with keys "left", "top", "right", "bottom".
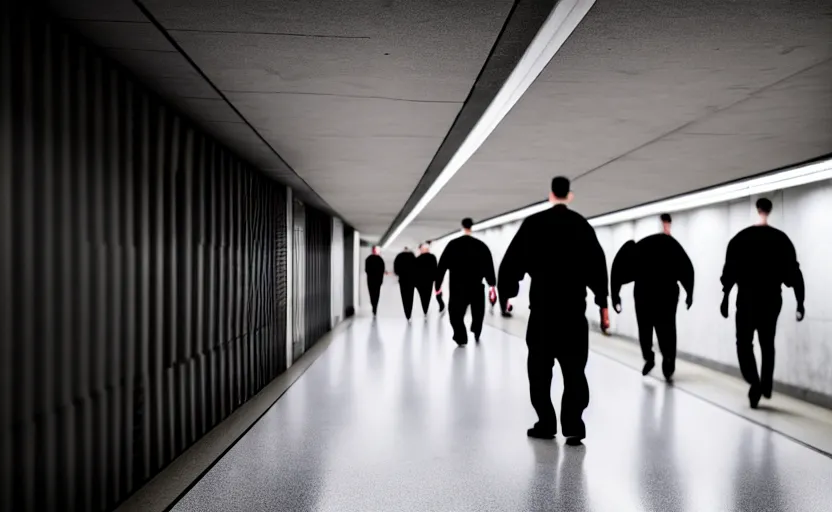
{"left": 436, "top": 218, "right": 496, "bottom": 345}
{"left": 415, "top": 242, "right": 444, "bottom": 316}
{"left": 720, "top": 197, "right": 805, "bottom": 409}
{"left": 394, "top": 247, "right": 417, "bottom": 321}
{"left": 611, "top": 213, "right": 694, "bottom": 383}
{"left": 498, "top": 176, "right": 609, "bottom": 445}
{"left": 365, "top": 246, "right": 386, "bottom": 316}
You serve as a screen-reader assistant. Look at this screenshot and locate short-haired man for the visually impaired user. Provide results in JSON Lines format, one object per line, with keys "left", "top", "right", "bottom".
{"left": 720, "top": 197, "right": 805, "bottom": 408}
{"left": 435, "top": 218, "right": 496, "bottom": 345}
{"left": 394, "top": 247, "right": 417, "bottom": 321}
{"left": 498, "top": 176, "right": 610, "bottom": 445}
{"left": 365, "top": 246, "right": 386, "bottom": 316}
{"left": 415, "top": 242, "right": 444, "bottom": 317}
{"left": 611, "top": 213, "right": 694, "bottom": 383}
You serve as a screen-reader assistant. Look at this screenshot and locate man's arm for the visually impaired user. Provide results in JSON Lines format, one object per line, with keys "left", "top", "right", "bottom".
{"left": 720, "top": 237, "right": 738, "bottom": 295}
{"left": 719, "top": 236, "right": 739, "bottom": 318}
{"left": 482, "top": 244, "right": 497, "bottom": 288}
{"left": 782, "top": 236, "right": 805, "bottom": 315}
{"left": 497, "top": 219, "right": 530, "bottom": 301}
{"left": 610, "top": 240, "right": 635, "bottom": 309}
{"left": 435, "top": 245, "right": 451, "bottom": 291}
{"left": 428, "top": 255, "right": 438, "bottom": 287}
{"left": 678, "top": 242, "right": 695, "bottom": 306}
{"left": 585, "top": 224, "right": 609, "bottom": 309}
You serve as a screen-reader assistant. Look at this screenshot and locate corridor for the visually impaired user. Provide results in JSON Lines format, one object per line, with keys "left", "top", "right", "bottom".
{"left": 171, "top": 313, "right": 832, "bottom": 512}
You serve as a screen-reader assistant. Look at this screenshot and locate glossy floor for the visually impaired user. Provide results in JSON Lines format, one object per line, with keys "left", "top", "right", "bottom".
{"left": 172, "top": 313, "right": 832, "bottom": 512}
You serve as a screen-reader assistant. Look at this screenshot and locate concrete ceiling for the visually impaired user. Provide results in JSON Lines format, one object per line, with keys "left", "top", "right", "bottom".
{"left": 46, "top": 0, "right": 832, "bottom": 246}
{"left": 48, "top": 0, "right": 518, "bottom": 235}
{"left": 400, "top": 0, "right": 832, "bottom": 245}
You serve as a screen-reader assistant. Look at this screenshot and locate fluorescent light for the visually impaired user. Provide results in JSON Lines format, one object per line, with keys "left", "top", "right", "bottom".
{"left": 381, "top": 0, "right": 598, "bottom": 249}
{"left": 588, "top": 157, "right": 832, "bottom": 227}
{"left": 433, "top": 157, "right": 832, "bottom": 238}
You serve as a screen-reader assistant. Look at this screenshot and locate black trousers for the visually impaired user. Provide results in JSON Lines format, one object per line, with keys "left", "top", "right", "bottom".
{"left": 368, "top": 277, "right": 382, "bottom": 313}
{"left": 448, "top": 284, "right": 485, "bottom": 343}
{"left": 399, "top": 280, "right": 415, "bottom": 320}
{"left": 416, "top": 281, "right": 433, "bottom": 315}
{"left": 736, "top": 296, "right": 782, "bottom": 396}
{"left": 634, "top": 287, "right": 679, "bottom": 378}
{"left": 526, "top": 311, "right": 589, "bottom": 437}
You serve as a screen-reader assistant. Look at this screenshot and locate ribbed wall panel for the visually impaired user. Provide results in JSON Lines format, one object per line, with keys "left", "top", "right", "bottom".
{"left": 304, "top": 206, "right": 333, "bottom": 348}
{"left": 0, "top": 8, "right": 290, "bottom": 511}
{"left": 343, "top": 225, "right": 356, "bottom": 316}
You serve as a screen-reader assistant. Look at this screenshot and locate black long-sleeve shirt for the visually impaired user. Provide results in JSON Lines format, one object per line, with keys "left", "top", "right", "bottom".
{"left": 721, "top": 225, "right": 804, "bottom": 305}
{"left": 394, "top": 251, "right": 417, "bottom": 283}
{"left": 435, "top": 235, "right": 496, "bottom": 292}
{"left": 611, "top": 233, "right": 694, "bottom": 303}
{"left": 498, "top": 204, "right": 608, "bottom": 312}
{"left": 365, "top": 254, "right": 385, "bottom": 281}
{"left": 415, "top": 253, "right": 438, "bottom": 287}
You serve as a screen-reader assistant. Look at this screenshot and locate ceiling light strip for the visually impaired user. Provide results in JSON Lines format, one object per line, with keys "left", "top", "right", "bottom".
{"left": 381, "top": 0, "right": 598, "bottom": 249}
{"left": 432, "top": 157, "right": 832, "bottom": 243}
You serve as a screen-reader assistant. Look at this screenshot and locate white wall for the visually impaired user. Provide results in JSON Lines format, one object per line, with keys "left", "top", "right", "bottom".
{"left": 434, "top": 179, "right": 832, "bottom": 398}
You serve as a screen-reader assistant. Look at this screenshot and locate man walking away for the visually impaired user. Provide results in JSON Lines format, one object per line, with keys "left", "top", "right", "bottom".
{"left": 365, "top": 246, "right": 385, "bottom": 317}
{"left": 720, "top": 198, "right": 805, "bottom": 409}
{"left": 498, "top": 176, "right": 609, "bottom": 446}
{"left": 415, "top": 242, "right": 443, "bottom": 316}
{"left": 436, "top": 218, "right": 496, "bottom": 345}
{"left": 611, "top": 213, "right": 694, "bottom": 383}
{"left": 394, "top": 247, "right": 417, "bottom": 321}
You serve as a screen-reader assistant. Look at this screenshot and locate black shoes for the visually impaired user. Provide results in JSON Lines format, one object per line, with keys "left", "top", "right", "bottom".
{"left": 762, "top": 386, "right": 773, "bottom": 399}
{"left": 749, "top": 386, "right": 762, "bottom": 409}
{"left": 642, "top": 360, "right": 655, "bottom": 376}
{"left": 527, "top": 427, "right": 556, "bottom": 440}
{"left": 527, "top": 426, "right": 585, "bottom": 445}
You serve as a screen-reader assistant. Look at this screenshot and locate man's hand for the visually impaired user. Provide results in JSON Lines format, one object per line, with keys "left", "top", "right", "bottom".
{"left": 686, "top": 295, "right": 693, "bottom": 310}
{"left": 435, "top": 288, "right": 442, "bottom": 295}
{"left": 600, "top": 308, "right": 610, "bottom": 333}
{"left": 797, "top": 303, "right": 805, "bottom": 322}
{"left": 612, "top": 296, "right": 622, "bottom": 314}
{"left": 720, "top": 294, "right": 729, "bottom": 319}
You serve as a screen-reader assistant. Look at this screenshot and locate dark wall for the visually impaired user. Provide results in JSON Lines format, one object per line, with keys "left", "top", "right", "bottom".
{"left": 304, "top": 207, "right": 332, "bottom": 348}
{"left": 344, "top": 226, "right": 355, "bottom": 316}
{"left": 0, "top": 9, "right": 293, "bottom": 512}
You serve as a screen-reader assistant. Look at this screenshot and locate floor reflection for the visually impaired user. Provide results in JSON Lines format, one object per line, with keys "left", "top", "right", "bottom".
{"left": 524, "top": 440, "right": 591, "bottom": 511}
{"left": 637, "top": 383, "right": 686, "bottom": 512}
{"left": 732, "top": 429, "right": 786, "bottom": 512}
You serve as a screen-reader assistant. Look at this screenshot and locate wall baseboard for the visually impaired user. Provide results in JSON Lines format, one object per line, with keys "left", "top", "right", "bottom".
{"left": 588, "top": 321, "right": 832, "bottom": 411}
{"left": 115, "top": 320, "right": 353, "bottom": 512}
